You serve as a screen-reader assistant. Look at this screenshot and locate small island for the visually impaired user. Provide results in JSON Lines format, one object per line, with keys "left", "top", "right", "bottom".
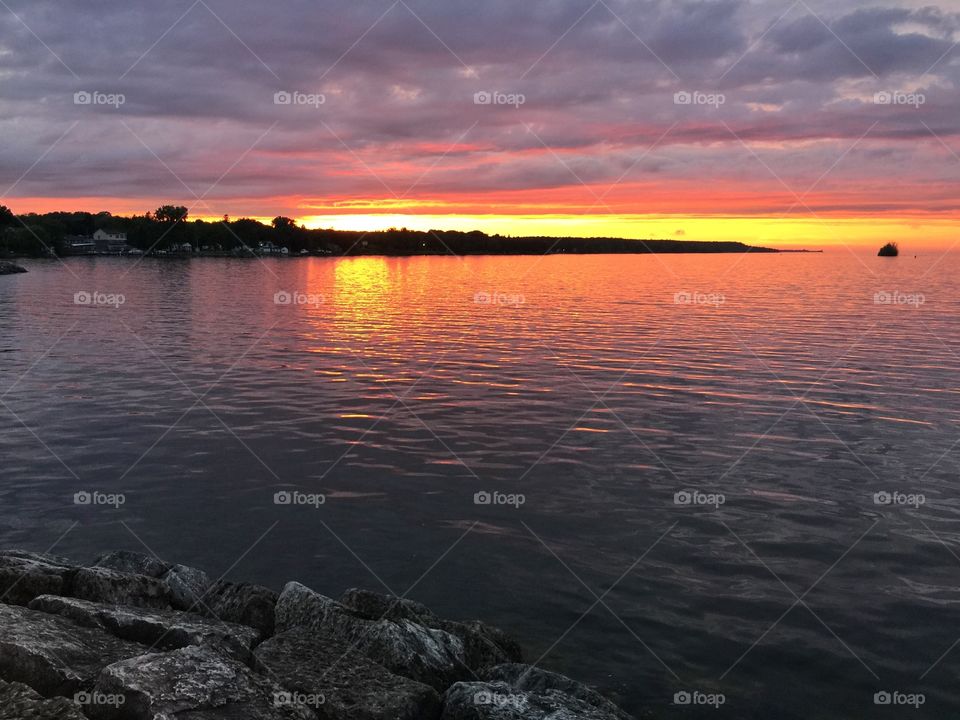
{"left": 878, "top": 242, "right": 899, "bottom": 257}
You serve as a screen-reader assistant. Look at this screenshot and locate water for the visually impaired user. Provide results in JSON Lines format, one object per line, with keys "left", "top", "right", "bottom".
{"left": 1, "top": 251, "right": 959, "bottom": 718}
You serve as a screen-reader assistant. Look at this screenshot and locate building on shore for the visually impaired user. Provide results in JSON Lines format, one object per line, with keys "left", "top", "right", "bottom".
{"left": 93, "top": 229, "right": 131, "bottom": 254}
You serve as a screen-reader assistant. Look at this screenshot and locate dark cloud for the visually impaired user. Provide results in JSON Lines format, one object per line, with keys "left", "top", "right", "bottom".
{"left": 0, "top": 0, "right": 957, "bottom": 214}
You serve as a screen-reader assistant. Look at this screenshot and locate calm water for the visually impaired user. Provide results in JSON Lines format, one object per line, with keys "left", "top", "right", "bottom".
{"left": 2, "top": 252, "right": 960, "bottom": 717}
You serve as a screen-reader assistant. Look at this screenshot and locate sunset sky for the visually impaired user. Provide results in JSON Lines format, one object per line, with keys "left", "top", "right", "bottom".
{"left": 2, "top": 0, "right": 959, "bottom": 247}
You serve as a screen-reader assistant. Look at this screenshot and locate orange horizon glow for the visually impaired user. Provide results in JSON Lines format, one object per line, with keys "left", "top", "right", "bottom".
{"left": 8, "top": 194, "right": 959, "bottom": 250}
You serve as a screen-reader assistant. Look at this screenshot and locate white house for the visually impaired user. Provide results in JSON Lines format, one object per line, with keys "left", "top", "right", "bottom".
{"left": 93, "top": 229, "right": 127, "bottom": 243}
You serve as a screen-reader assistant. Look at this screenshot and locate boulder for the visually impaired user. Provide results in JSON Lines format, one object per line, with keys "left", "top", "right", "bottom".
{"left": 162, "top": 563, "right": 211, "bottom": 611}
{"left": 255, "top": 629, "right": 441, "bottom": 720}
{"left": 482, "top": 665, "right": 631, "bottom": 719}
{"left": 89, "top": 644, "right": 314, "bottom": 719}
{"left": 0, "top": 550, "right": 78, "bottom": 606}
{"left": 341, "top": 589, "right": 523, "bottom": 670}
{"left": 70, "top": 567, "right": 175, "bottom": 609}
{"left": 0, "top": 679, "right": 87, "bottom": 719}
{"left": 276, "top": 582, "right": 466, "bottom": 690}
{"left": 441, "top": 680, "right": 628, "bottom": 720}
{"left": 93, "top": 551, "right": 170, "bottom": 579}
{"left": 203, "top": 580, "right": 277, "bottom": 639}
{"left": 0, "top": 261, "right": 26, "bottom": 275}
{"left": 0, "top": 603, "right": 148, "bottom": 697}
{"left": 29, "top": 595, "right": 258, "bottom": 662}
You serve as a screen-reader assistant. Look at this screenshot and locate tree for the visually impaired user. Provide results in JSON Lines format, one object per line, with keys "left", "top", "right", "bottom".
{"left": 0, "top": 205, "right": 14, "bottom": 230}
{"left": 154, "top": 205, "right": 189, "bottom": 224}
{"left": 272, "top": 216, "right": 296, "bottom": 230}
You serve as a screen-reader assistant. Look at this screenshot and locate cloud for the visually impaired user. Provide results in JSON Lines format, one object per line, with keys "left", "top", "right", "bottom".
{"left": 0, "top": 0, "right": 957, "bottom": 219}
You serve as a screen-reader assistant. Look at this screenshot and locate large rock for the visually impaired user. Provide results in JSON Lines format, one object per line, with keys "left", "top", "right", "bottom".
{"left": 482, "top": 665, "right": 631, "bottom": 719}
{"left": 341, "top": 589, "right": 523, "bottom": 670}
{"left": 162, "top": 563, "right": 211, "bottom": 611}
{"left": 441, "top": 680, "right": 628, "bottom": 720}
{"left": 276, "top": 582, "right": 466, "bottom": 690}
{"left": 29, "top": 595, "right": 258, "bottom": 662}
{"left": 0, "top": 603, "right": 148, "bottom": 697}
{"left": 0, "top": 551, "right": 78, "bottom": 606}
{"left": 203, "top": 581, "right": 277, "bottom": 639}
{"left": 70, "top": 567, "right": 175, "bottom": 610}
{"left": 255, "top": 629, "right": 441, "bottom": 720}
{"left": 0, "top": 261, "right": 26, "bottom": 275}
{"left": 89, "top": 644, "right": 314, "bottom": 719}
{"left": 93, "top": 551, "right": 171, "bottom": 579}
{"left": 0, "top": 679, "right": 87, "bottom": 719}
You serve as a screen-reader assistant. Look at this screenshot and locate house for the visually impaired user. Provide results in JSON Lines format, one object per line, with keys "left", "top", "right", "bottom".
{"left": 93, "top": 228, "right": 130, "bottom": 254}
{"left": 64, "top": 235, "right": 95, "bottom": 255}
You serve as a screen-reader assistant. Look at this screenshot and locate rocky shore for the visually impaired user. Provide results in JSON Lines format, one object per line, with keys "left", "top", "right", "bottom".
{"left": 0, "top": 261, "right": 27, "bottom": 275}
{"left": 0, "top": 549, "right": 634, "bottom": 719}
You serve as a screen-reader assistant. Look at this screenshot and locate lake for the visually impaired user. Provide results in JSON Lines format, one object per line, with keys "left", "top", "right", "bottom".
{"left": 1, "top": 251, "right": 958, "bottom": 718}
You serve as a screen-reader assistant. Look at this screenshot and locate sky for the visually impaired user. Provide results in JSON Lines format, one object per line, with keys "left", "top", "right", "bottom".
{"left": 1, "top": 0, "right": 958, "bottom": 247}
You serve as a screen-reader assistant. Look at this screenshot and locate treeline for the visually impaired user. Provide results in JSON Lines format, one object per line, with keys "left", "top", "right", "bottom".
{"left": 0, "top": 205, "right": 777, "bottom": 257}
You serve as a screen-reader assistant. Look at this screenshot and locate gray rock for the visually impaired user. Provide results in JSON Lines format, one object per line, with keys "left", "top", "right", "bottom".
{"left": 341, "top": 589, "right": 523, "bottom": 670}
{"left": 71, "top": 567, "right": 175, "bottom": 610}
{"left": 441, "top": 681, "right": 628, "bottom": 720}
{"left": 0, "top": 603, "right": 148, "bottom": 697}
{"left": 203, "top": 581, "right": 278, "bottom": 639}
{"left": 0, "top": 261, "right": 26, "bottom": 275}
{"left": 94, "top": 551, "right": 171, "bottom": 579}
{"left": 0, "top": 551, "right": 77, "bottom": 606}
{"left": 276, "top": 582, "right": 466, "bottom": 691}
{"left": 162, "top": 563, "right": 211, "bottom": 611}
{"left": 0, "top": 678, "right": 87, "bottom": 719}
{"left": 482, "top": 665, "right": 631, "bottom": 719}
{"left": 28, "top": 595, "right": 258, "bottom": 662}
{"left": 90, "top": 644, "right": 314, "bottom": 719}
{"left": 255, "top": 629, "right": 441, "bottom": 720}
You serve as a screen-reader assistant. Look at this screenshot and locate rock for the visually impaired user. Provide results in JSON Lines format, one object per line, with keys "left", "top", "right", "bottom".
{"left": 28, "top": 595, "right": 258, "bottom": 662}
{"left": 276, "top": 582, "right": 466, "bottom": 691}
{"left": 0, "top": 679, "right": 87, "bottom": 719}
{"left": 162, "top": 563, "right": 211, "bottom": 611}
{"left": 94, "top": 551, "right": 170, "bottom": 579}
{"left": 341, "top": 589, "right": 523, "bottom": 670}
{"left": 0, "top": 261, "right": 26, "bottom": 275}
{"left": 0, "top": 551, "right": 77, "bottom": 606}
{"left": 90, "top": 644, "right": 314, "bottom": 719}
{"left": 441, "top": 680, "right": 628, "bottom": 720}
{"left": 70, "top": 567, "right": 175, "bottom": 610}
{"left": 0, "top": 603, "right": 148, "bottom": 697}
{"left": 255, "top": 629, "right": 442, "bottom": 720}
{"left": 482, "top": 665, "right": 631, "bottom": 719}
{"left": 203, "top": 581, "right": 278, "bottom": 639}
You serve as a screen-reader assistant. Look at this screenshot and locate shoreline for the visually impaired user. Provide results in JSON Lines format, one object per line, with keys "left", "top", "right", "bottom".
{"left": 0, "top": 548, "right": 634, "bottom": 719}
